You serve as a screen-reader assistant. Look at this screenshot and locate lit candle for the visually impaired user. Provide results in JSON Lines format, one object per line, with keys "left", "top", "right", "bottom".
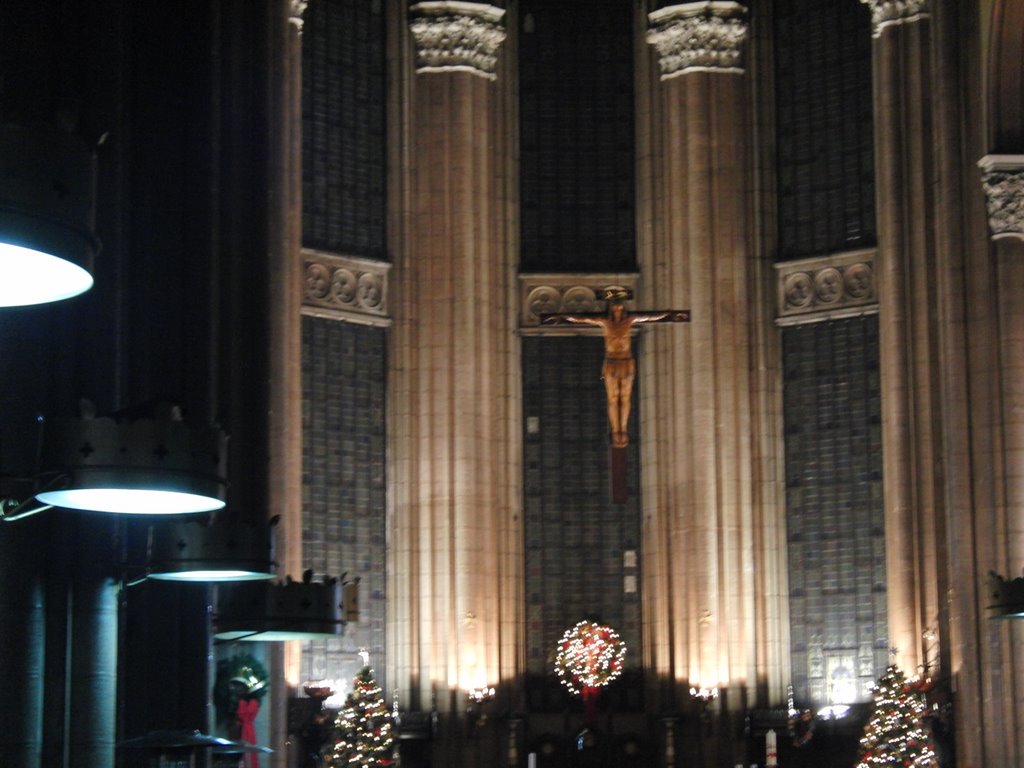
{"left": 766, "top": 728, "right": 777, "bottom": 767}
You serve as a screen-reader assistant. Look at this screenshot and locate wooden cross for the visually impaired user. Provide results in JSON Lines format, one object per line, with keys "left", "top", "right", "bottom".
{"left": 541, "top": 288, "right": 690, "bottom": 502}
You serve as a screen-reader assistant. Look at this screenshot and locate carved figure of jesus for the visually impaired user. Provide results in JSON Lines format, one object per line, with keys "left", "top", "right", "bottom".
{"left": 544, "top": 300, "right": 683, "bottom": 448}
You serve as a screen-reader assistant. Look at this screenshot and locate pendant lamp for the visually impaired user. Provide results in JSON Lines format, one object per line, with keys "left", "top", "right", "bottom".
{"left": 35, "top": 402, "right": 227, "bottom": 515}
{"left": 146, "top": 513, "right": 277, "bottom": 582}
{"left": 0, "top": 123, "right": 97, "bottom": 306}
{"left": 215, "top": 572, "right": 358, "bottom": 641}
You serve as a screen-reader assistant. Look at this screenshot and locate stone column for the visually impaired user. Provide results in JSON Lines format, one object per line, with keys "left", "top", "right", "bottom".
{"left": 862, "top": 0, "right": 942, "bottom": 678}
{"left": 641, "top": 2, "right": 785, "bottom": 731}
{"left": 278, "top": 0, "right": 306, "bottom": 588}
{"left": 271, "top": 1, "right": 307, "bottom": 763}
{"left": 864, "top": 0, "right": 1024, "bottom": 762}
{"left": 269, "top": 0, "right": 305, "bottom": 589}
{"left": 868, "top": 4, "right": 1024, "bottom": 764}
{"left": 65, "top": 531, "right": 118, "bottom": 768}
{"left": 214, "top": 2, "right": 299, "bottom": 764}
{"left": 977, "top": 153, "right": 1024, "bottom": 765}
{"left": 387, "top": 0, "right": 521, "bottom": 730}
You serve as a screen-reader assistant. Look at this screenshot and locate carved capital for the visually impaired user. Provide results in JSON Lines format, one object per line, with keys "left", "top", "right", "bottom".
{"left": 289, "top": 0, "right": 309, "bottom": 34}
{"left": 302, "top": 250, "right": 391, "bottom": 327}
{"left": 774, "top": 250, "right": 878, "bottom": 325}
{"left": 646, "top": 2, "right": 748, "bottom": 79}
{"left": 979, "top": 155, "right": 1024, "bottom": 242}
{"left": 859, "top": 0, "right": 929, "bottom": 38}
{"left": 519, "top": 273, "right": 640, "bottom": 332}
{"left": 409, "top": 2, "right": 506, "bottom": 80}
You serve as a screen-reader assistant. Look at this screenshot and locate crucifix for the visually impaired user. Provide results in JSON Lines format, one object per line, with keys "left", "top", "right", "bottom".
{"left": 541, "top": 287, "right": 690, "bottom": 502}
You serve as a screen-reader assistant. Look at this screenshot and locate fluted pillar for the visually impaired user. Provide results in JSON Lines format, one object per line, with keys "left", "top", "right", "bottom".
{"left": 976, "top": 154, "right": 1024, "bottom": 766}
{"left": 863, "top": 0, "right": 943, "bottom": 677}
{"left": 278, "top": 0, "right": 306, "bottom": 600}
{"left": 868, "top": 1, "right": 1024, "bottom": 763}
{"left": 270, "top": 2, "right": 307, "bottom": 764}
{"left": 387, "top": 0, "right": 521, "bottom": 727}
{"left": 640, "top": 1, "right": 785, "bottom": 730}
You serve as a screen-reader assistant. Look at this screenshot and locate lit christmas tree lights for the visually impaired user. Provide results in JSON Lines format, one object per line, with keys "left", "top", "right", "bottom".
{"left": 855, "top": 664, "right": 937, "bottom": 768}
{"left": 327, "top": 665, "right": 395, "bottom": 767}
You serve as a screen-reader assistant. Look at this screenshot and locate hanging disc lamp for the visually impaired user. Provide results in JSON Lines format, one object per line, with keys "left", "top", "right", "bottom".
{"left": 35, "top": 404, "right": 227, "bottom": 515}
{"left": 0, "top": 122, "right": 98, "bottom": 306}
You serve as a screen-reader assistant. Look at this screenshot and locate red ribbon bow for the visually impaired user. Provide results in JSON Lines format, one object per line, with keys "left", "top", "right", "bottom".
{"left": 236, "top": 698, "right": 261, "bottom": 768}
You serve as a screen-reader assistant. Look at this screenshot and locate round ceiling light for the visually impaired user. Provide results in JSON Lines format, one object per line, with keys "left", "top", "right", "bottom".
{"left": 0, "top": 242, "right": 94, "bottom": 306}
{"left": 146, "top": 514, "right": 276, "bottom": 582}
{"left": 35, "top": 406, "right": 227, "bottom": 515}
{"left": 0, "top": 123, "right": 98, "bottom": 307}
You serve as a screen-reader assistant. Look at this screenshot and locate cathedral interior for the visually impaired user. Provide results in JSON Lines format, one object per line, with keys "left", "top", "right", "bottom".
{"left": 0, "top": 0, "right": 1023, "bottom": 767}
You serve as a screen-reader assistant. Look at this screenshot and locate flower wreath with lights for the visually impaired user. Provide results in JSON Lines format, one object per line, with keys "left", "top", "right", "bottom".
{"left": 554, "top": 620, "right": 627, "bottom": 695}
{"left": 214, "top": 652, "right": 269, "bottom": 725}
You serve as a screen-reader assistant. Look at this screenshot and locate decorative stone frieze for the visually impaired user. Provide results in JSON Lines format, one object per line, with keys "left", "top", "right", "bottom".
{"left": 301, "top": 250, "right": 391, "bottom": 326}
{"left": 519, "top": 273, "right": 640, "bottom": 332}
{"left": 774, "top": 250, "right": 877, "bottom": 325}
{"left": 859, "top": 0, "right": 929, "bottom": 38}
{"left": 646, "top": 2, "right": 748, "bottom": 79}
{"left": 978, "top": 155, "right": 1024, "bottom": 241}
{"left": 288, "top": 0, "right": 309, "bottom": 33}
{"left": 408, "top": 2, "right": 506, "bottom": 80}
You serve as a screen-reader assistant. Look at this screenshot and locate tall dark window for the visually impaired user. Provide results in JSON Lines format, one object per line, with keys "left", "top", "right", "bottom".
{"left": 300, "top": 318, "right": 388, "bottom": 690}
{"left": 783, "top": 317, "right": 887, "bottom": 706}
{"left": 519, "top": 0, "right": 636, "bottom": 273}
{"left": 775, "top": 0, "right": 886, "bottom": 708}
{"left": 775, "top": 0, "right": 875, "bottom": 258}
{"left": 302, "top": 0, "right": 386, "bottom": 259}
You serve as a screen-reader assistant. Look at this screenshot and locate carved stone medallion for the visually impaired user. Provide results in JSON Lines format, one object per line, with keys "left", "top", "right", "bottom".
{"left": 302, "top": 250, "right": 391, "bottom": 326}
{"left": 775, "top": 250, "right": 877, "bottom": 325}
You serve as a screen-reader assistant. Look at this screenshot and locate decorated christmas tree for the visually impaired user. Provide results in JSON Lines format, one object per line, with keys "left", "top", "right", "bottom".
{"left": 855, "top": 664, "right": 937, "bottom": 767}
{"left": 327, "top": 665, "right": 394, "bottom": 767}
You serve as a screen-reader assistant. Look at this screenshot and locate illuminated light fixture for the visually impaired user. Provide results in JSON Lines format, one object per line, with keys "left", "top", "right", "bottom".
{"left": 689, "top": 686, "right": 719, "bottom": 703}
{"left": 987, "top": 571, "right": 1024, "bottom": 619}
{"left": 215, "top": 572, "right": 359, "bottom": 642}
{"left": 0, "top": 123, "right": 98, "bottom": 306}
{"left": 817, "top": 704, "right": 850, "bottom": 720}
{"left": 468, "top": 686, "right": 496, "bottom": 704}
{"left": 35, "top": 402, "right": 227, "bottom": 515}
{"left": 146, "top": 513, "right": 277, "bottom": 582}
